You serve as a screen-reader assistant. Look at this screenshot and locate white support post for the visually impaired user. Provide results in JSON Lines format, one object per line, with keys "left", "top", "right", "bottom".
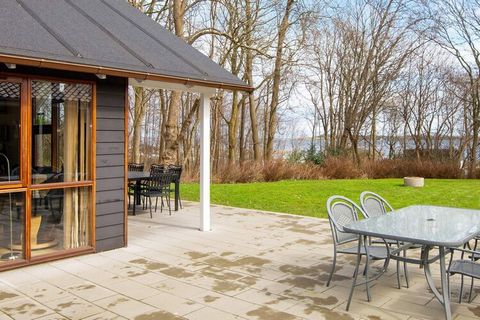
{"left": 200, "top": 93, "right": 212, "bottom": 231}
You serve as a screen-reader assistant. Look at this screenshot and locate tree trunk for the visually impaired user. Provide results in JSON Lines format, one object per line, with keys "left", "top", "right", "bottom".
{"left": 161, "top": 91, "right": 181, "bottom": 164}
{"left": 371, "top": 107, "right": 376, "bottom": 161}
{"left": 245, "top": 0, "right": 261, "bottom": 161}
{"left": 265, "top": 0, "right": 295, "bottom": 160}
{"left": 163, "top": 97, "right": 200, "bottom": 164}
{"left": 161, "top": 0, "right": 185, "bottom": 164}
{"left": 227, "top": 91, "right": 239, "bottom": 165}
{"left": 469, "top": 96, "right": 479, "bottom": 177}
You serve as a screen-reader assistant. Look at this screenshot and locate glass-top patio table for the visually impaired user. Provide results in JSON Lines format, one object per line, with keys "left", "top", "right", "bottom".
{"left": 344, "top": 205, "right": 480, "bottom": 320}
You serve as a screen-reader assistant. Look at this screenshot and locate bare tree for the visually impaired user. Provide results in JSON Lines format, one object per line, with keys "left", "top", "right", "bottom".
{"left": 423, "top": 0, "right": 480, "bottom": 176}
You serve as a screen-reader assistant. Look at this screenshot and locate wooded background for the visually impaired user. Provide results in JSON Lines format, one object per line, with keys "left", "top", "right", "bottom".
{"left": 127, "top": 0, "right": 480, "bottom": 178}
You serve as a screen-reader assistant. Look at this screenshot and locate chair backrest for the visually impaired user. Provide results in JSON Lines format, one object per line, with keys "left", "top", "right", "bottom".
{"left": 326, "top": 195, "right": 367, "bottom": 245}
{"left": 128, "top": 163, "right": 144, "bottom": 172}
{"left": 359, "top": 191, "right": 394, "bottom": 218}
{"left": 150, "top": 164, "right": 166, "bottom": 174}
{"left": 148, "top": 171, "right": 174, "bottom": 191}
{"left": 167, "top": 165, "right": 182, "bottom": 181}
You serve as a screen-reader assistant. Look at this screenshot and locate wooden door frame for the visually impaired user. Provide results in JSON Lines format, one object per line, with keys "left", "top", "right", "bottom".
{"left": 0, "top": 73, "right": 96, "bottom": 271}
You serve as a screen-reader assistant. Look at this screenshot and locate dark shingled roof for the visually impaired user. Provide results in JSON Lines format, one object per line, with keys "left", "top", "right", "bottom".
{"left": 0, "top": 0, "right": 251, "bottom": 91}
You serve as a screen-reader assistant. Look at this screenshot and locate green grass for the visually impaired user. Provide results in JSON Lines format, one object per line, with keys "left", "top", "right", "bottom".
{"left": 181, "top": 179, "right": 480, "bottom": 218}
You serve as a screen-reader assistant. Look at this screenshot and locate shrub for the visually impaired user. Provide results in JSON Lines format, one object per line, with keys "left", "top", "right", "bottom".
{"left": 362, "top": 159, "right": 462, "bottom": 179}
{"left": 286, "top": 149, "right": 303, "bottom": 164}
{"left": 213, "top": 162, "right": 263, "bottom": 183}
{"left": 396, "top": 160, "right": 462, "bottom": 179}
{"left": 261, "top": 161, "right": 289, "bottom": 182}
{"left": 291, "top": 163, "right": 325, "bottom": 180}
{"left": 303, "top": 144, "right": 325, "bottom": 165}
{"left": 177, "top": 157, "right": 465, "bottom": 183}
{"left": 322, "top": 157, "right": 363, "bottom": 179}
{"left": 362, "top": 159, "right": 398, "bottom": 178}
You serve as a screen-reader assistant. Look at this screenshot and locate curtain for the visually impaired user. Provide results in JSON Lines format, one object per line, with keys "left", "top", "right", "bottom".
{"left": 63, "top": 100, "right": 78, "bottom": 248}
{"left": 63, "top": 100, "right": 89, "bottom": 249}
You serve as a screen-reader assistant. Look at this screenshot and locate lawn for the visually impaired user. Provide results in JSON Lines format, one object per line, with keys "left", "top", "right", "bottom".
{"left": 181, "top": 179, "right": 480, "bottom": 218}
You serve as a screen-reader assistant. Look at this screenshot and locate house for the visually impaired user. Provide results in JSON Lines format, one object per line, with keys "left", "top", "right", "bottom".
{"left": 0, "top": 0, "right": 251, "bottom": 271}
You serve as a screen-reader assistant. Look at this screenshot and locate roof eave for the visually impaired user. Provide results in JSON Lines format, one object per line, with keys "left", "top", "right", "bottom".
{"left": 0, "top": 54, "right": 254, "bottom": 93}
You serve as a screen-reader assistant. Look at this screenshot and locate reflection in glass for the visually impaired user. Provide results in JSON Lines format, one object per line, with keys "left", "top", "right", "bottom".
{"left": 31, "top": 187, "right": 90, "bottom": 256}
{"left": 0, "top": 192, "right": 24, "bottom": 262}
{"left": 32, "top": 81, "right": 92, "bottom": 184}
{"left": 0, "top": 81, "right": 21, "bottom": 183}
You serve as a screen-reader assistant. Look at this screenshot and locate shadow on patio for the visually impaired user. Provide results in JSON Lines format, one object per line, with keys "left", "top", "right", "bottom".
{"left": 0, "top": 202, "right": 479, "bottom": 319}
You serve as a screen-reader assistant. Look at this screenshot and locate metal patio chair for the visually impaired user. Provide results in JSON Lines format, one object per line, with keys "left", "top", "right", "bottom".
{"left": 448, "top": 246, "right": 480, "bottom": 303}
{"left": 450, "top": 236, "right": 480, "bottom": 303}
{"left": 359, "top": 191, "right": 394, "bottom": 217}
{"left": 140, "top": 171, "right": 175, "bottom": 217}
{"left": 144, "top": 164, "right": 166, "bottom": 210}
{"left": 128, "top": 163, "right": 144, "bottom": 172}
{"left": 168, "top": 164, "right": 183, "bottom": 209}
{"left": 150, "top": 164, "right": 166, "bottom": 173}
{"left": 127, "top": 163, "right": 144, "bottom": 209}
{"left": 360, "top": 191, "right": 413, "bottom": 288}
{"left": 326, "top": 195, "right": 391, "bottom": 304}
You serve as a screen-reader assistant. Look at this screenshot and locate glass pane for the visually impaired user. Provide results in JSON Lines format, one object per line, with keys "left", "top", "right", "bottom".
{"left": 0, "top": 192, "right": 24, "bottom": 262}
{"left": 0, "top": 81, "right": 21, "bottom": 183}
{"left": 31, "top": 187, "right": 91, "bottom": 256}
{"left": 31, "top": 81, "right": 92, "bottom": 184}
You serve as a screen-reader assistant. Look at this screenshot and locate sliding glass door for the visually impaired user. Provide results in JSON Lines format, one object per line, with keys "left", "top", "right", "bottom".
{"left": 0, "top": 79, "right": 25, "bottom": 264}
{"left": 30, "top": 80, "right": 93, "bottom": 257}
{"left": 0, "top": 76, "right": 94, "bottom": 268}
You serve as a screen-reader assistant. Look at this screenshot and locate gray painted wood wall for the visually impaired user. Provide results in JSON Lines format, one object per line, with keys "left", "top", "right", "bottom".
{"left": 95, "top": 76, "right": 126, "bottom": 252}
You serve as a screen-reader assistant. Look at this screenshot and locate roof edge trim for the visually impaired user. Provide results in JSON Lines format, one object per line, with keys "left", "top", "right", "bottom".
{"left": 0, "top": 54, "right": 254, "bottom": 92}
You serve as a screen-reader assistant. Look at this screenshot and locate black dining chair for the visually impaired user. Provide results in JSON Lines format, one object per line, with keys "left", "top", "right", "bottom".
{"left": 150, "top": 164, "right": 166, "bottom": 173}
{"left": 127, "top": 163, "right": 145, "bottom": 209}
{"left": 167, "top": 164, "right": 183, "bottom": 209}
{"left": 140, "top": 171, "right": 175, "bottom": 217}
{"left": 128, "top": 163, "right": 144, "bottom": 172}
{"left": 142, "top": 164, "right": 166, "bottom": 210}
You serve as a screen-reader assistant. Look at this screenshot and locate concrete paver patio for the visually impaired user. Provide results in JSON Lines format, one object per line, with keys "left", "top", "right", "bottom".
{"left": 0, "top": 202, "right": 479, "bottom": 319}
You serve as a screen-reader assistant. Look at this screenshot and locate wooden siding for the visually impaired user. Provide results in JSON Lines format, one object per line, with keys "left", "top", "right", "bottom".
{"left": 95, "top": 76, "right": 127, "bottom": 252}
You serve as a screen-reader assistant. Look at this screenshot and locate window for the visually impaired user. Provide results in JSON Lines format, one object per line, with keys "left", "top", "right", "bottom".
{"left": 0, "top": 75, "right": 95, "bottom": 268}
{"left": 32, "top": 81, "right": 92, "bottom": 184}
{"left": 0, "top": 81, "right": 21, "bottom": 184}
{"left": 31, "top": 187, "right": 90, "bottom": 256}
{"left": 0, "top": 192, "right": 24, "bottom": 263}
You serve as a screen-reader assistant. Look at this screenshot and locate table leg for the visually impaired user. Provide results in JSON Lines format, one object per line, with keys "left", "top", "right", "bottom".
{"left": 363, "top": 235, "right": 372, "bottom": 302}
{"left": 135, "top": 181, "right": 141, "bottom": 205}
{"left": 439, "top": 246, "right": 452, "bottom": 320}
{"left": 423, "top": 245, "right": 451, "bottom": 320}
{"left": 346, "top": 235, "right": 363, "bottom": 311}
{"left": 174, "top": 180, "right": 179, "bottom": 211}
{"left": 132, "top": 180, "right": 141, "bottom": 216}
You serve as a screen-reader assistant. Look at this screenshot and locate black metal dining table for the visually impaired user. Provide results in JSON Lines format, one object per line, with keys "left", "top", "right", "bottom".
{"left": 127, "top": 171, "right": 180, "bottom": 215}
